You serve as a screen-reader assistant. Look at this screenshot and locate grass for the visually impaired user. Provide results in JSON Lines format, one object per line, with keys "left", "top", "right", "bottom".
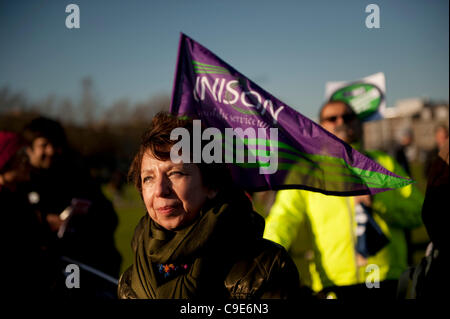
{"left": 103, "top": 184, "right": 146, "bottom": 275}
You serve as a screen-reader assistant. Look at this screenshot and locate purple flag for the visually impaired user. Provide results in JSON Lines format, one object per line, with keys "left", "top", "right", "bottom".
{"left": 170, "top": 33, "right": 412, "bottom": 195}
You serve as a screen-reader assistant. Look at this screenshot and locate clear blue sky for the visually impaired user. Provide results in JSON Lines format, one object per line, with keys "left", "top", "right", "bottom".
{"left": 1, "top": 0, "right": 448, "bottom": 119}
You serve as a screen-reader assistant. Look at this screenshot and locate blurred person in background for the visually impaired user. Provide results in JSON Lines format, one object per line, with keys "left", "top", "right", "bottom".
{"left": 418, "top": 133, "right": 448, "bottom": 299}
{"left": 393, "top": 127, "right": 414, "bottom": 178}
{"left": 0, "top": 131, "right": 29, "bottom": 190}
{"left": 264, "top": 100, "right": 424, "bottom": 300}
{"left": 398, "top": 132, "right": 449, "bottom": 299}
{"left": 424, "top": 124, "right": 449, "bottom": 178}
{"left": 392, "top": 127, "right": 418, "bottom": 265}
{"left": 22, "top": 117, "right": 122, "bottom": 296}
{"left": 1, "top": 131, "right": 60, "bottom": 296}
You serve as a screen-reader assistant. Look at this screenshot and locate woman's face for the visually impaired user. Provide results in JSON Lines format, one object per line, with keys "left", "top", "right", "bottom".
{"left": 140, "top": 151, "right": 216, "bottom": 230}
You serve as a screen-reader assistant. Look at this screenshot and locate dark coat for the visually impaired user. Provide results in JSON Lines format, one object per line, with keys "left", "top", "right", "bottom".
{"left": 119, "top": 237, "right": 303, "bottom": 299}
{"left": 25, "top": 152, "right": 122, "bottom": 278}
{"left": 117, "top": 190, "right": 306, "bottom": 299}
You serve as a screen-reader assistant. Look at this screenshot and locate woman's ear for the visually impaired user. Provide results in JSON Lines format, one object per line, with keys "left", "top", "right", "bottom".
{"left": 207, "top": 189, "right": 218, "bottom": 199}
{"left": 25, "top": 146, "right": 33, "bottom": 157}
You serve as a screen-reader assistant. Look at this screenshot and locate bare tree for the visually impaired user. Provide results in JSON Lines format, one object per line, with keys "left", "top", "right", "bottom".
{"left": 102, "top": 99, "right": 131, "bottom": 125}
{"left": 32, "top": 95, "right": 57, "bottom": 118}
{"left": 80, "top": 76, "right": 99, "bottom": 126}
{"left": 57, "top": 98, "right": 76, "bottom": 124}
{"left": 0, "top": 86, "right": 28, "bottom": 113}
{"left": 129, "top": 94, "right": 170, "bottom": 124}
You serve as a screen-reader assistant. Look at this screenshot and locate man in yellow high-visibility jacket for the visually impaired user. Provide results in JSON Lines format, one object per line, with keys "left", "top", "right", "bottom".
{"left": 264, "top": 100, "right": 424, "bottom": 299}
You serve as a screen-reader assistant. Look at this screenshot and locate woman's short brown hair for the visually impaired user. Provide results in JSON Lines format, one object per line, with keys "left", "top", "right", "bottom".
{"left": 128, "top": 112, "right": 233, "bottom": 193}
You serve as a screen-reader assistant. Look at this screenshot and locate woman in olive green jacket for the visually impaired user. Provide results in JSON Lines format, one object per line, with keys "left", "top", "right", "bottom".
{"left": 118, "top": 112, "right": 304, "bottom": 299}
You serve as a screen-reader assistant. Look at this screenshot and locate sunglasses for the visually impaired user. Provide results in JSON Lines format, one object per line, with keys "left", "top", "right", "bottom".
{"left": 322, "top": 113, "right": 356, "bottom": 124}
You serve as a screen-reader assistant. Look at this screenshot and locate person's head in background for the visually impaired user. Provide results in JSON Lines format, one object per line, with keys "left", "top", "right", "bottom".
{"left": 396, "top": 127, "right": 414, "bottom": 147}
{"left": 22, "top": 117, "right": 67, "bottom": 170}
{"left": 434, "top": 124, "right": 449, "bottom": 150}
{"left": 0, "top": 131, "right": 30, "bottom": 190}
{"left": 319, "top": 100, "right": 362, "bottom": 145}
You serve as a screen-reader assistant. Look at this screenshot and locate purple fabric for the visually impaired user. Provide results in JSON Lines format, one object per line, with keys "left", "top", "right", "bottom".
{"left": 0, "top": 131, "right": 21, "bottom": 172}
{"left": 170, "top": 33, "right": 411, "bottom": 195}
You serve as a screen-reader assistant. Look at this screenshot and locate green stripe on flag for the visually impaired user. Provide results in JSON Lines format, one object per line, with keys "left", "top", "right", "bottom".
{"left": 216, "top": 136, "right": 395, "bottom": 190}
{"left": 194, "top": 69, "right": 230, "bottom": 75}
{"left": 202, "top": 132, "right": 412, "bottom": 189}
{"left": 193, "top": 65, "right": 229, "bottom": 72}
{"left": 232, "top": 161, "right": 410, "bottom": 189}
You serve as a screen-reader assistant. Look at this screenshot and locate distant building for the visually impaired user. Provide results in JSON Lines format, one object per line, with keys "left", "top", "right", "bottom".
{"left": 364, "top": 98, "right": 449, "bottom": 154}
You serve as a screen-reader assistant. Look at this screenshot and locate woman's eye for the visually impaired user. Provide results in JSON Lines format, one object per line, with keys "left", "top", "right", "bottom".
{"left": 169, "top": 171, "right": 184, "bottom": 177}
{"left": 142, "top": 176, "right": 153, "bottom": 183}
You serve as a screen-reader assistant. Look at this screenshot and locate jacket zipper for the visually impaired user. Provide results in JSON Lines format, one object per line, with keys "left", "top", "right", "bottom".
{"left": 346, "top": 197, "right": 359, "bottom": 283}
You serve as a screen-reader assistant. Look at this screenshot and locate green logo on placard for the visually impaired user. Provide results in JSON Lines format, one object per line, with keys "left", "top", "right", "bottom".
{"left": 330, "top": 83, "right": 383, "bottom": 120}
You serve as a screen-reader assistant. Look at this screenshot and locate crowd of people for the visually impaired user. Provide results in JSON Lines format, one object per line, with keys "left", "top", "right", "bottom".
{"left": 264, "top": 101, "right": 424, "bottom": 299}
{"left": 2, "top": 117, "right": 121, "bottom": 298}
{"left": 1, "top": 100, "right": 448, "bottom": 300}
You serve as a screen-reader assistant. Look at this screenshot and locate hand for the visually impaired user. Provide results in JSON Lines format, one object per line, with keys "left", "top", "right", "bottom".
{"left": 354, "top": 195, "right": 372, "bottom": 207}
{"left": 356, "top": 253, "right": 368, "bottom": 267}
{"left": 71, "top": 198, "right": 91, "bottom": 215}
{"left": 46, "top": 214, "right": 63, "bottom": 232}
